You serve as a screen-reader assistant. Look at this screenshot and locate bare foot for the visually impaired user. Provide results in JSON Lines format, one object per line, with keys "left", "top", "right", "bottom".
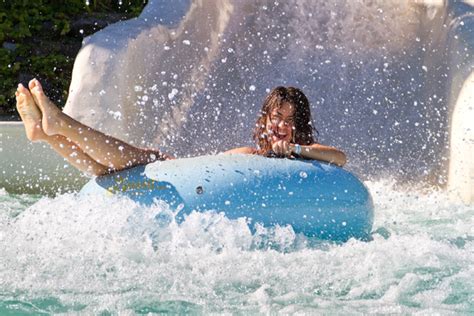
{"left": 28, "top": 79, "right": 64, "bottom": 136}
{"left": 15, "top": 84, "right": 48, "bottom": 142}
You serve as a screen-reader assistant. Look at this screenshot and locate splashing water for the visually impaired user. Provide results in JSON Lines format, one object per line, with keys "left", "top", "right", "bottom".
{"left": 1, "top": 0, "right": 472, "bottom": 314}
{"left": 65, "top": 0, "right": 457, "bottom": 186}
{"left": 0, "top": 183, "right": 472, "bottom": 314}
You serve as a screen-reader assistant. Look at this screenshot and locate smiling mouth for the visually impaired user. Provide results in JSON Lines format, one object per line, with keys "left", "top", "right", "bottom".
{"left": 270, "top": 130, "right": 288, "bottom": 141}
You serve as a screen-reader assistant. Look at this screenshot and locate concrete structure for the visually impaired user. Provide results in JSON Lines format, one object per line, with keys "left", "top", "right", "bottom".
{"left": 1, "top": 0, "right": 472, "bottom": 202}
{"left": 0, "top": 122, "right": 87, "bottom": 194}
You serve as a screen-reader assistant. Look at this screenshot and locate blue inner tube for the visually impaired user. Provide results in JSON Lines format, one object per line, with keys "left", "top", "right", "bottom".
{"left": 81, "top": 154, "right": 374, "bottom": 241}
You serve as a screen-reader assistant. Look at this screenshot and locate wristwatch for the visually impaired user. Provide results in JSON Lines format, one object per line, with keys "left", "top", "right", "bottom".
{"left": 293, "top": 144, "right": 302, "bottom": 155}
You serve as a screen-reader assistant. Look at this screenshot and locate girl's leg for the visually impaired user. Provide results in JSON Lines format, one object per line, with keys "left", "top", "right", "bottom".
{"left": 46, "top": 135, "right": 112, "bottom": 176}
{"left": 16, "top": 84, "right": 110, "bottom": 176}
{"left": 28, "top": 79, "right": 169, "bottom": 171}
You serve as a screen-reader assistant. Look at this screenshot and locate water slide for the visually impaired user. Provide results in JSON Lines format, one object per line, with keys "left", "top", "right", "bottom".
{"left": 1, "top": 0, "right": 472, "bottom": 203}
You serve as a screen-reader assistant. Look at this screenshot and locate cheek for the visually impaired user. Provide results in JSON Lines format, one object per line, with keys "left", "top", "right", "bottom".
{"left": 287, "top": 126, "right": 295, "bottom": 140}
{"left": 265, "top": 121, "right": 273, "bottom": 131}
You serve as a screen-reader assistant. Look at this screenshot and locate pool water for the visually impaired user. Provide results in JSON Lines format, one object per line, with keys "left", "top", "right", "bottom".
{"left": 0, "top": 181, "right": 473, "bottom": 314}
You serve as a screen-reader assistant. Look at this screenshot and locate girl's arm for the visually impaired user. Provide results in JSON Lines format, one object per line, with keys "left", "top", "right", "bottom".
{"left": 290, "top": 143, "right": 347, "bottom": 166}
{"left": 223, "top": 144, "right": 346, "bottom": 167}
{"left": 223, "top": 147, "right": 257, "bottom": 155}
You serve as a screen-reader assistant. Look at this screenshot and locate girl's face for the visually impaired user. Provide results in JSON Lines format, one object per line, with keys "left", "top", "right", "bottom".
{"left": 266, "top": 102, "right": 295, "bottom": 144}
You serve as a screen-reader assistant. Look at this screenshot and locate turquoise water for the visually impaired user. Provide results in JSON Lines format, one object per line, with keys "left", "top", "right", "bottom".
{"left": 0, "top": 182, "right": 473, "bottom": 314}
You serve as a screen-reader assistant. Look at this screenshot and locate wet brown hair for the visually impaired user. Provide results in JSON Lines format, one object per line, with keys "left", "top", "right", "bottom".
{"left": 253, "top": 86, "right": 317, "bottom": 155}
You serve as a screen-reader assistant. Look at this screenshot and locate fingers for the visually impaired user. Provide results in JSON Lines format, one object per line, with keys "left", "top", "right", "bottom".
{"left": 272, "top": 140, "right": 292, "bottom": 157}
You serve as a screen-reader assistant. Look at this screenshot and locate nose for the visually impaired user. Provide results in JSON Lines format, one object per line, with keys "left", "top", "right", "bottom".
{"left": 277, "top": 120, "right": 290, "bottom": 128}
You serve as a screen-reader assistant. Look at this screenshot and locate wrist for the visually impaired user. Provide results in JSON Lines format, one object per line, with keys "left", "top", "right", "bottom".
{"left": 292, "top": 143, "right": 302, "bottom": 155}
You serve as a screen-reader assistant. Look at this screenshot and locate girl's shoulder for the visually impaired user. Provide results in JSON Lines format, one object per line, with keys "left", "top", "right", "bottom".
{"left": 223, "top": 147, "right": 258, "bottom": 155}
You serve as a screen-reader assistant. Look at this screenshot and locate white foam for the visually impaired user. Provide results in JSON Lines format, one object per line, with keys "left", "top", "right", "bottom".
{"left": 0, "top": 181, "right": 472, "bottom": 313}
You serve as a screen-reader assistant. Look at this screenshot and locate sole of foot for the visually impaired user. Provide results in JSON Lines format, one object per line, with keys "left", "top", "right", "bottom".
{"left": 29, "top": 78, "right": 64, "bottom": 136}
{"left": 15, "top": 84, "right": 48, "bottom": 142}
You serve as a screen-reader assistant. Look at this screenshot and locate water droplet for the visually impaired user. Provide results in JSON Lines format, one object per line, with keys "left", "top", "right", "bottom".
{"left": 168, "top": 88, "right": 179, "bottom": 100}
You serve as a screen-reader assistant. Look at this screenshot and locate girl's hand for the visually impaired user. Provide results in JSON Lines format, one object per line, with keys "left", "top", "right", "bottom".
{"left": 272, "top": 140, "right": 292, "bottom": 157}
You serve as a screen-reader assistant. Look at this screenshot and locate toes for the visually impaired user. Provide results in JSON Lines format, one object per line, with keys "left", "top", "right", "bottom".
{"left": 15, "top": 86, "right": 25, "bottom": 102}
{"left": 29, "top": 78, "right": 44, "bottom": 95}
{"left": 28, "top": 80, "right": 44, "bottom": 109}
{"left": 29, "top": 79, "right": 39, "bottom": 96}
{"left": 28, "top": 78, "right": 37, "bottom": 91}
{"left": 17, "top": 83, "right": 28, "bottom": 94}
{"left": 16, "top": 83, "right": 34, "bottom": 101}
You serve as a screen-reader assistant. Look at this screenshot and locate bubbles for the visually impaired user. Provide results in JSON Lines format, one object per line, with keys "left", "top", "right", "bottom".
{"left": 4, "top": 0, "right": 473, "bottom": 311}
{"left": 168, "top": 88, "right": 179, "bottom": 100}
{"left": 108, "top": 110, "right": 122, "bottom": 120}
{"left": 0, "top": 181, "right": 473, "bottom": 313}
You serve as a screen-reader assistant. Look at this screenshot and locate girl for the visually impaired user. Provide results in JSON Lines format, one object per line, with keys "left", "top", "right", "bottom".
{"left": 225, "top": 86, "right": 346, "bottom": 165}
{"left": 15, "top": 80, "right": 345, "bottom": 176}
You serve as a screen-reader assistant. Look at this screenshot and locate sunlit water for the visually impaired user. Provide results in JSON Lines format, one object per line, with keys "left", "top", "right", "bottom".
{"left": 0, "top": 182, "right": 472, "bottom": 314}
